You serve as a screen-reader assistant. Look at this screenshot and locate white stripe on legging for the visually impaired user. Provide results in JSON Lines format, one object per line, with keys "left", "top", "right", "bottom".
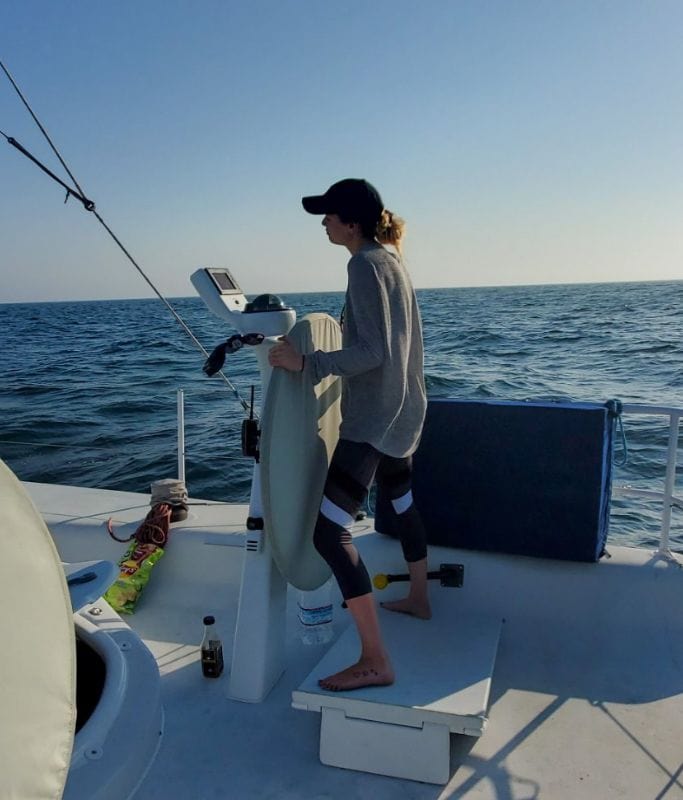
{"left": 391, "top": 490, "right": 413, "bottom": 515}
{"left": 320, "top": 496, "right": 355, "bottom": 529}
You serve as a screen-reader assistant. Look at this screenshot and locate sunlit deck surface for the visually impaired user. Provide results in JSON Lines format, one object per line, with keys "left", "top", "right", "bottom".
{"left": 28, "top": 482, "right": 683, "bottom": 799}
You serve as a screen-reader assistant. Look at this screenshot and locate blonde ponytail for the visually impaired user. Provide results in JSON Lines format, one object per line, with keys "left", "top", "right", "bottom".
{"left": 376, "top": 209, "right": 406, "bottom": 255}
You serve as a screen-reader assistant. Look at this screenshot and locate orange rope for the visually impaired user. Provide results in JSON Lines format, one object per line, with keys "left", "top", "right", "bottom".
{"left": 107, "top": 503, "right": 172, "bottom": 546}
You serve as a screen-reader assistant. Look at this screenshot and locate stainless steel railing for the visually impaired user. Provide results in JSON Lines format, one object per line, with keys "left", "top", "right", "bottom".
{"left": 612, "top": 404, "right": 682, "bottom": 556}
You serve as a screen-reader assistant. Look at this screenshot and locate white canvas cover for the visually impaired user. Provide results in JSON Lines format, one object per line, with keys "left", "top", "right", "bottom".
{"left": 261, "top": 313, "right": 342, "bottom": 590}
{"left": 0, "top": 459, "right": 76, "bottom": 799}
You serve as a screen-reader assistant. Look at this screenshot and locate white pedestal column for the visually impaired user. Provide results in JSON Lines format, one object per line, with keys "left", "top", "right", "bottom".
{"left": 228, "top": 344, "right": 288, "bottom": 703}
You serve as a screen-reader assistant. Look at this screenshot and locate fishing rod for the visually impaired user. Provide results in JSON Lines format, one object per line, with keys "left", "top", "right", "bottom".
{"left": 0, "top": 59, "right": 252, "bottom": 415}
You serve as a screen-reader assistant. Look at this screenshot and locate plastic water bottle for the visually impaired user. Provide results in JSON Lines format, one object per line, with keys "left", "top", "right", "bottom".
{"left": 297, "top": 579, "right": 334, "bottom": 645}
{"left": 200, "top": 615, "right": 224, "bottom": 678}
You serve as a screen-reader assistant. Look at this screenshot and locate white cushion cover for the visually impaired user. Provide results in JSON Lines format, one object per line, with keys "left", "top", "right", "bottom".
{"left": 0, "top": 459, "right": 76, "bottom": 799}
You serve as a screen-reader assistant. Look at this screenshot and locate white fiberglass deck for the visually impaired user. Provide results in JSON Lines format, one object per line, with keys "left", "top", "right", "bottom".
{"left": 26, "top": 481, "right": 683, "bottom": 799}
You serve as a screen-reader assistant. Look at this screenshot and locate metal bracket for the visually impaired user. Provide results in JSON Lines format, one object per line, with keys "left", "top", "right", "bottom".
{"left": 438, "top": 563, "right": 464, "bottom": 587}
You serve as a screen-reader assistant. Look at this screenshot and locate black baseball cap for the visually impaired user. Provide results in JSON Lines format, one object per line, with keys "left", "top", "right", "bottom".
{"left": 302, "top": 178, "right": 383, "bottom": 224}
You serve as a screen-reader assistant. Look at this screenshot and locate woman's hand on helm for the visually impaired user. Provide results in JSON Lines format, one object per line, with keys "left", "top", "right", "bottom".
{"left": 268, "top": 336, "right": 304, "bottom": 372}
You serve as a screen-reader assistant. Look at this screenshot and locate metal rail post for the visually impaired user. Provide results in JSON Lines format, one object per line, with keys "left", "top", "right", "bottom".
{"left": 177, "top": 389, "right": 186, "bottom": 484}
{"left": 659, "top": 411, "right": 681, "bottom": 556}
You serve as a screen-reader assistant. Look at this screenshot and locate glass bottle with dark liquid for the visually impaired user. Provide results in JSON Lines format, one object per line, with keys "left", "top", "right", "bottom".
{"left": 200, "top": 615, "right": 224, "bottom": 678}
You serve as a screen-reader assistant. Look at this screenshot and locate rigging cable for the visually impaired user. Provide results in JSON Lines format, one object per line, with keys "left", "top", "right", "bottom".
{"left": 0, "top": 59, "right": 251, "bottom": 415}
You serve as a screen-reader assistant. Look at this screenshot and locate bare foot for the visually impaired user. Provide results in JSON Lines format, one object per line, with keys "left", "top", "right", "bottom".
{"left": 318, "top": 657, "right": 395, "bottom": 691}
{"left": 380, "top": 597, "right": 432, "bottom": 619}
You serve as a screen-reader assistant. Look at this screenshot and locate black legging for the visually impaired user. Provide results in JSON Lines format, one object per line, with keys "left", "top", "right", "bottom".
{"left": 313, "top": 439, "right": 427, "bottom": 601}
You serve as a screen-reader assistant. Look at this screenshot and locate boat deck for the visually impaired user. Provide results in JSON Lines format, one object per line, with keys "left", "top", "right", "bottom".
{"left": 28, "top": 481, "right": 683, "bottom": 799}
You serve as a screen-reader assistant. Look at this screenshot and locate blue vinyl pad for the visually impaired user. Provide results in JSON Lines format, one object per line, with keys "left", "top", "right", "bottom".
{"left": 376, "top": 399, "right": 615, "bottom": 562}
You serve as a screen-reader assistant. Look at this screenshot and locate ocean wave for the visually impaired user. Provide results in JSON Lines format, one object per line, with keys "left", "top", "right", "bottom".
{"left": 542, "top": 330, "right": 584, "bottom": 342}
{"left": 7, "top": 384, "right": 61, "bottom": 397}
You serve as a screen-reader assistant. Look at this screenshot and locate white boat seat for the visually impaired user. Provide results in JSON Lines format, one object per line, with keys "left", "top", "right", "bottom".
{"left": 1, "top": 457, "right": 162, "bottom": 800}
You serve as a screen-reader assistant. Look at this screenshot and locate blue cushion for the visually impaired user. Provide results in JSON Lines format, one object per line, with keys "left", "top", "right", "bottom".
{"left": 376, "top": 399, "right": 615, "bottom": 562}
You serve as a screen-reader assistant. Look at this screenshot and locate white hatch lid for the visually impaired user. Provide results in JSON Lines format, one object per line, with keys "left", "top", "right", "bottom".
{"left": 0, "top": 459, "right": 76, "bottom": 799}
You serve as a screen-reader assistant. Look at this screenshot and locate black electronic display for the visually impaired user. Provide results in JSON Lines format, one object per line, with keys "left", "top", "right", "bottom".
{"left": 207, "top": 268, "right": 242, "bottom": 294}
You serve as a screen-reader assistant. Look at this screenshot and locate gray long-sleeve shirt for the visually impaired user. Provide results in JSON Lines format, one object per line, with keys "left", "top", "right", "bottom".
{"left": 305, "top": 242, "right": 427, "bottom": 457}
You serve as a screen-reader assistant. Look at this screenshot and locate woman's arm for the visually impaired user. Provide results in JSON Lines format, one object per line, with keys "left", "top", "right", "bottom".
{"left": 269, "top": 257, "right": 387, "bottom": 380}
{"left": 308, "top": 259, "right": 386, "bottom": 382}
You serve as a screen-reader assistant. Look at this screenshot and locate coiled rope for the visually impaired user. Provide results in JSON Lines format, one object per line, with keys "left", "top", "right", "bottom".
{"left": 107, "top": 503, "right": 172, "bottom": 546}
{"left": 0, "top": 59, "right": 251, "bottom": 415}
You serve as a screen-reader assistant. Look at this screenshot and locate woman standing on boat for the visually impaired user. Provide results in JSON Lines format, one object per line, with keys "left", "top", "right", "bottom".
{"left": 269, "top": 178, "right": 430, "bottom": 691}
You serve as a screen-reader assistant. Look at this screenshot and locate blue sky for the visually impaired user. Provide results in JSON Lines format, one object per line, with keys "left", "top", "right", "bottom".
{"left": 1, "top": 1, "right": 682, "bottom": 302}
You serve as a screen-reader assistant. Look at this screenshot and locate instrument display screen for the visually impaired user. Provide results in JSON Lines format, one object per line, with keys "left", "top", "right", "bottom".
{"left": 207, "top": 268, "right": 241, "bottom": 294}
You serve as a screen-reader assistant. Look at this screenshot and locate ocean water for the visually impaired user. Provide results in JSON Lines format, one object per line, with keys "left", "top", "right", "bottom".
{"left": 1, "top": 281, "right": 681, "bottom": 549}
